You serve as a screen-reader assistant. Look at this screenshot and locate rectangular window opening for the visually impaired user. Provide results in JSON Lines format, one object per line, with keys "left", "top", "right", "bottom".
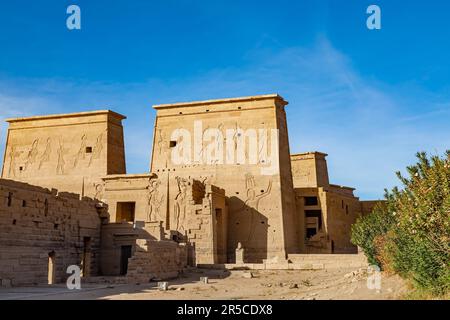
{"left": 116, "top": 202, "right": 136, "bottom": 222}
{"left": 304, "top": 196, "right": 318, "bottom": 206}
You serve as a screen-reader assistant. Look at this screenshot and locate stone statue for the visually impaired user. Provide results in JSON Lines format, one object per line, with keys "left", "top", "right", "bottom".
{"left": 236, "top": 242, "right": 245, "bottom": 264}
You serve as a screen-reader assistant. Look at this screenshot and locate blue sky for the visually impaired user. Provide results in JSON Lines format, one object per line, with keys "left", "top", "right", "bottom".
{"left": 0, "top": 0, "right": 449, "bottom": 199}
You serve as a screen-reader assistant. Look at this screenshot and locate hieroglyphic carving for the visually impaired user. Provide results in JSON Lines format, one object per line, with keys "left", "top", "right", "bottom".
{"left": 157, "top": 129, "right": 164, "bottom": 155}
{"left": 56, "top": 139, "right": 66, "bottom": 175}
{"left": 38, "top": 138, "right": 51, "bottom": 170}
{"left": 225, "top": 121, "right": 251, "bottom": 162}
{"left": 240, "top": 173, "right": 272, "bottom": 243}
{"left": 194, "top": 125, "right": 209, "bottom": 163}
{"left": 24, "top": 139, "right": 39, "bottom": 171}
{"left": 88, "top": 131, "right": 105, "bottom": 167}
{"left": 212, "top": 123, "right": 224, "bottom": 164}
{"left": 73, "top": 134, "right": 87, "bottom": 168}
{"left": 7, "top": 145, "right": 20, "bottom": 177}
{"left": 173, "top": 176, "right": 188, "bottom": 232}
{"left": 258, "top": 124, "right": 271, "bottom": 164}
{"left": 147, "top": 179, "right": 164, "bottom": 222}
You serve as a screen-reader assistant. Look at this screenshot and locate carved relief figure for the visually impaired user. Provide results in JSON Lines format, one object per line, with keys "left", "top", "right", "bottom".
{"left": 73, "top": 134, "right": 87, "bottom": 168}
{"left": 88, "top": 131, "right": 105, "bottom": 167}
{"left": 38, "top": 138, "right": 51, "bottom": 170}
{"left": 173, "top": 176, "right": 188, "bottom": 232}
{"left": 56, "top": 140, "right": 66, "bottom": 175}
{"left": 24, "top": 139, "right": 39, "bottom": 170}
{"left": 147, "top": 179, "right": 164, "bottom": 222}
{"left": 239, "top": 173, "right": 272, "bottom": 243}
{"left": 226, "top": 122, "right": 249, "bottom": 162}
{"left": 157, "top": 129, "right": 164, "bottom": 155}
{"left": 194, "top": 125, "right": 209, "bottom": 163}
{"left": 212, "top": 123, "right": 224, "bottom": 164}
{"left": 93, "top": 183, "right": 104, "bottom": 200}
{"left": 7, "top": 145, "right": 20, "bottom": 177}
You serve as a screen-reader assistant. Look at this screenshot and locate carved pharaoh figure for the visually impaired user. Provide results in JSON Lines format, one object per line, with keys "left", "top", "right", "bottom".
{"left": 88, "top": 131, "right": 105, "bottom": 167}
{"left": 157, "top": 129, "right": 164, "bottom": 155}
{"left": 147, "top": 179, "right": 164, "bottom": 222}
{"left": 7, "top": 145, "right": 19, "bottom": 177}
{"left": 238, "top": 173, "right": 272, "bottom": 243}
{"left": 56, "top": 140, "right": 66, "bottom": 175}
{"left": 73, "top": 134, "right": 87, "bottom": 168}
{"left": 24, "top": 139, "right": 39, "bottom": 171}
{"left": 38, "top": 138, "right": 51, "bottom": 170}
{"left": 173, "top": 176, "right": 188, "bottom": 232}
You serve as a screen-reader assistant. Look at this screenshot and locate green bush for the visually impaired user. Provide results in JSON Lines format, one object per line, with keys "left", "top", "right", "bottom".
{"left": 351, "top": 201, "right": 395, "bottom": 266}
{"left": 351, "top": 151, "right": 450, "bottom": 296}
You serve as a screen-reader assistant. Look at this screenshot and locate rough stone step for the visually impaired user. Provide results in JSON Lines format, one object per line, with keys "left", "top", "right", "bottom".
{"left": 82, "top": 276, "right": 128, "bottom": 284}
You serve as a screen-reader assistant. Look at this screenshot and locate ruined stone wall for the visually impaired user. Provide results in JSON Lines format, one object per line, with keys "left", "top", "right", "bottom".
{"left": 0, "top": 179, "right": 102, "bottom": 286}
{"left": 126, "top": 239, "right": 187, "bottom": 283}
{"left": 100, "top": 176, "right": 225, "bottom": 269}
{"left": 184, "top": 183, "right": 227, "bottom": 264}
{"left": 99, "top": 222, "right": 138, "bottom": 276}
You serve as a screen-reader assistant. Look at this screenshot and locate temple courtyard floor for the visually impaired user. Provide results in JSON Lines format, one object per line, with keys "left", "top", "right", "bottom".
{"left": 0, "top": 267, "right": 409, "bottom": 300}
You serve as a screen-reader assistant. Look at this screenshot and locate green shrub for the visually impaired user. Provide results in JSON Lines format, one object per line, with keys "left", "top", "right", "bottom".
{"left": 351, "top": 201, "right": 395, "bottom": 266}
{"left": 351, "top": 151, "right": 450, "bottom": 296}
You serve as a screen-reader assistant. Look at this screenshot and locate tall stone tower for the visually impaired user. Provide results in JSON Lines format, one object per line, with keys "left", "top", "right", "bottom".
{"left": 1, "top": 110, "right": 126, "bottom": 198}
{"left": 150, "top": 94, "right": 299, "bottom": 262}
{"left": 291, "top": 152, "right": 330, "bottom": 188}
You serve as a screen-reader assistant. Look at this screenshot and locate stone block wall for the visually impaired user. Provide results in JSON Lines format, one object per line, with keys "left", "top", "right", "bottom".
{"left": 126, "top": 239, "right": 187, "bottom": 283}
{"left": 0, "top": 179, "right": 102, "bottom": 286}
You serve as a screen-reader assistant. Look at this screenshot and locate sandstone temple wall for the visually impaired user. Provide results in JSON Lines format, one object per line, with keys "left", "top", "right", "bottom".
{"left": 150, "top": 95, "right": 299, "bottom": 263}
{"left": 291, "top": 152, "right": 370, "bottom": 254}
{"left": 1, "top": 110, "right": 126, "bottom": 199}
{"left": 0, "top": 179, "right": 102, "bottom": 286}
{"left": 126, "top": 239, "right": 187, "bottom": 283}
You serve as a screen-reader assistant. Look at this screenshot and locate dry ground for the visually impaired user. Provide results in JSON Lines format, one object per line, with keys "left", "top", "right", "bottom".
{"left": 0, "top": 266, "right": 410, "bottom": 300}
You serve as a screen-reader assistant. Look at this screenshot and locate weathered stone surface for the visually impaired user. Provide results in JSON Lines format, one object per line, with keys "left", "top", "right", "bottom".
{"left": 0, "top": 179, "right": 102, "bottom": 286}
{"left": 0, "top": 94, "right": 381, "bottom": 286}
